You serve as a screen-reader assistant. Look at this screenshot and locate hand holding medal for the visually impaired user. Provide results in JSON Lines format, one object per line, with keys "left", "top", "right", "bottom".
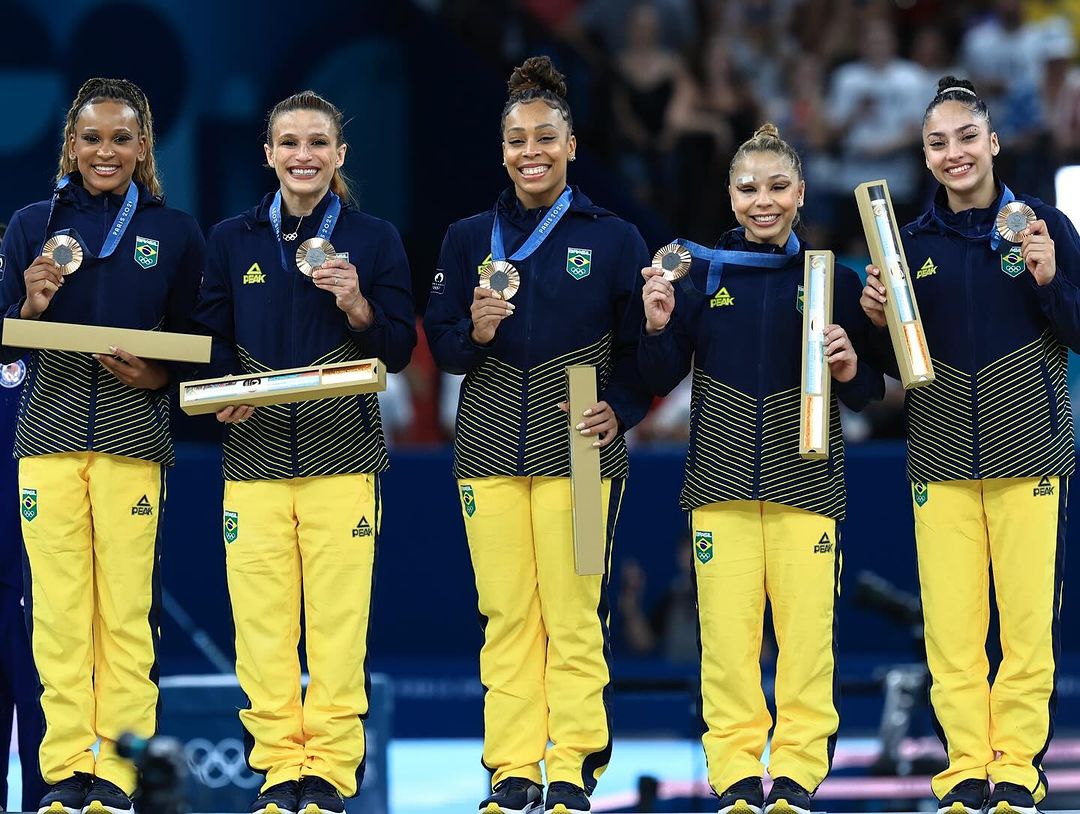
{"left": 996, "top": 201, "right": 1056, "bottom": 286}
{"left": 20, "top": 254, "right": 67, "bottom": 318}
{"left": 310, "top": 252, "right": 375, "bottom": 330}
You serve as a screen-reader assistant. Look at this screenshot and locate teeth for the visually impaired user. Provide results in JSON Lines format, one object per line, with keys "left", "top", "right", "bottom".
{"left": 289, "top": 168, "right": 318, "bottom": 177}
{"left": 521, "top": 166, "right": 548, "bottom": 177}
{"left": 947, "top": 165, "right": 971, "bottom": 175}
{"left": 93, "top": 165, "right": 118, "bottom": 173}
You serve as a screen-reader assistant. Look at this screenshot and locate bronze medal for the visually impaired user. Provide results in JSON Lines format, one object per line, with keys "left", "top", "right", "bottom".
{"left": 652, "top": 242, "right": 692, "bottom": 281}
{"left": 296, "top": 238, "right": 336, "bottom": 276}
{"left": 995, "top": 201, "right": 1036, "bottom": 245}
{"left": 478, "top": 259, "right": 520, "bottom": 300}
{"left": 42, "top": 234, "right": 84, "bottom": 275}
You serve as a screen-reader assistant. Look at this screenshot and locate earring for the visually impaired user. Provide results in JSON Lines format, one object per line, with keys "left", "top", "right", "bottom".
{"left": 569, "top": 154, "right": 576, "bottom": 162}
{"left": 501, "top": 160, "right": 506, "bottom": 166}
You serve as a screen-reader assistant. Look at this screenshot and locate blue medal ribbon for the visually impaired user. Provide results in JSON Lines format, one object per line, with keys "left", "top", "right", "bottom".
{"left": 41, "top": 173, "right": 140, "bottom": 258}
{"left": 490, "top": 187, "right": 573, "bottom": 264}
{"left": 677, "top": 231, "right": 800, "bottom": 296}
{"left": 269, "top": 190, "right": 342, "bottom": 271}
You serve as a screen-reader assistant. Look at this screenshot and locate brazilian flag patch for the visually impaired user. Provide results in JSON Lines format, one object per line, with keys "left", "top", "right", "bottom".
{"left": 566, "top": 247, "right": 592, "bottom": 280}
{"left": 1001, "top": 248, "right": 1025, "bottom": 278}
{"left": 913, "top": 481, "right": 929, "bottom": 508}
{"left": 134, "top": 236, "right": 159, "bottom": 269}
{"left": 223, "top": 510, "right": 239, "bottom": 543}
{"left": 694, "top": 530, "right": 714, "bottom": 565}
{"left": 461, "top": 484, "right": 476, "bottom": 517}
{"left": 20, "top": 488, "right": 37, "bottom": 522}
{"left": 796, "top": 284, "right": 805, "bottom": 314}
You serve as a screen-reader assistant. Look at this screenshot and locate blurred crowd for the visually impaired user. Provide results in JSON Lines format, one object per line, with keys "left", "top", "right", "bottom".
{"left": 380, "top": 0, "right": 1080, "bottom": 447}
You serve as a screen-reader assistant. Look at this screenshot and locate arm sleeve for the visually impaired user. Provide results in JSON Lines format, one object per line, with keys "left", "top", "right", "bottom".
{"left": 599, "top": 224, "right": 655, "bottom": 431}
{"left": 832, "top": 265, "right": 886, "bottom": 411}
{"left": 637, "top": 280, "right": 697, "bottom": 397}
{"left": 160, "top": 218, "right": 206, "bottom": 382}
{"left": 349, "top": 221, "right": 417, "bottom": 374}
{"left": 189, "top": 225, "right": 241, "bottom": 378}
{"left": 0, "top": 210, "right": 38, "bottom": 362}
{"left": 423, "top": 222, "right": 494, "bottom": 375}
{"left": 1032, "top": 208, "right": 1080, "bottom": 352}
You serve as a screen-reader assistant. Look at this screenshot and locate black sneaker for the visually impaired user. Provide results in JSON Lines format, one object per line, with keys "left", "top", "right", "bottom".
{"left": 544, "top": 782, "right": 589, "bottom": 814}
{"left": 298, "top": 777, "right": 344, "bottom": 814}
{"left": 251, "top": 780, "right": 300, "bottom": 814}
{"left": 716, "top": 777, "right": 764, "bottom": 814}
{"left": 938, "top": 779, "right": 990, "bottom": 814}
{"left": 38, "top": 774, "right": 94, "bottom": 814}
{"left": 81, "top": 778, "right": 133, "bottom": 814}
{"left": 988, "top": 783, "right": 1038, "bottom": 814}
{"left": 480, "top": 777, "right": 543, "bottom": 814}
{"left": 764, "top": 777, "right": 811, "bottom": 814}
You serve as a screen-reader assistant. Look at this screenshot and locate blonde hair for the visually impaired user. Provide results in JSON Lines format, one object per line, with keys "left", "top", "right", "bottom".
{"left": 57, "top": 78, "right": 161, "bottom": 197}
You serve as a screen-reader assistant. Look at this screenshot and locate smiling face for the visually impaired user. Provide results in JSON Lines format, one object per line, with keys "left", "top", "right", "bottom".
{"left": 264, "top": 109, "right": 346, "bottom": 211}
{"left": 502, "top": 99, "right": 576, "bottom": 209}
{"left": 68, "top": 100, "right": 146, "bottom": 196}
{"left": 923, "top": 99, "right": 999, "bottom": 211}
{"left": 729, "top": 151, "right": 804, "bottom": 244}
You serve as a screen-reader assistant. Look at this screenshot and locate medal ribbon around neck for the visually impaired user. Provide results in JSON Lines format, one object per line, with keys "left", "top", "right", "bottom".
{"left": 676, "top": 230, "right": 801, "bottom": 296}
{"left": 269, "top": 190, "right": 342, "bottom": 271}
{"left": 490, "top": 186, "right": 573, "bottom": 265}
{"left": 931, "top": 183, "right": 1029, "bottom": 251}
{"left": 40, "top": 173, "right": 140, "bottom": 260}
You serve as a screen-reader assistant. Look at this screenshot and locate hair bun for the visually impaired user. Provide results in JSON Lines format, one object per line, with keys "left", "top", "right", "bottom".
{"left": 752, "top": 122, "right": 781, "bottom": 140}
{"left": 508, "top": 55, "right": 567, "bottom": 99}
{"left": 936, "top": 75, "right": 977, "bottom": 96}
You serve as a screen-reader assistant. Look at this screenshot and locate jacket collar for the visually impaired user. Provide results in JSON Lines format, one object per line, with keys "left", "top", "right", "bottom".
{"left": 54, "top": 173, "right": 159, "bottom": 211}
{"left": 251, "top": 188, "right": 340, "bottom": 227}
{"left": 717, "top": 227, "right": 803, "bottom": 257}
{"left": 494, "top": 185, "right": 607, "bottom": 225}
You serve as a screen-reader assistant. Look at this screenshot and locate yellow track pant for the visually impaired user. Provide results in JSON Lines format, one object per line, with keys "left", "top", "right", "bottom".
{"left": 224, "top": 473, "right": 379, "bottom": 796}
{"left": 19, "top": 452, "right": 164, "bottom": 795}
{"left": 458, "top": 476, "right": 623, "bottom": 793}
{"left": 692, "top": 500, "right": 840, "bottom": 794}
{"left": 913, "top": 477, "right": 1065, "bottom": 802}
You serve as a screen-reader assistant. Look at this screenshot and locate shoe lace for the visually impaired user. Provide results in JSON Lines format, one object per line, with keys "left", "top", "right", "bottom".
{"left": 91, "top": 778, "right": 126, "bottom": 796}
{"left": 497, "top": 777, "right": 539, "bottom": 793}
{"left": 262, "top": 780, "right": 299, "bottom": 798}
{"left": 771, "top": 777, "right": 807, "bottom": 797}
{"left": 725, "top": 777, "right": 761, "bottom": 795}
{"left": 952, "top": 779, "right": 988, "bottom": 794}
{"left": 303, "top": 777, "right": 339, "bottom": 797}
{"left": 547, "top": 781, "right": 585, "bottom": 796}
{"left": 57, "top": 774, "right": 93, "bottom": 791}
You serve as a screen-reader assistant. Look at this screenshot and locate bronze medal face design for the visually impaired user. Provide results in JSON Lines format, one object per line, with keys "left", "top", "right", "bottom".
{"left": 995, "top": 201, "right": 1036, "bottom": 245}
{"left": 296, "top": 238, "right": 336, "bottom": 276}
{"left": 42, "top": 234, "right": 84, "bottom": 275}
{"left": 652, "top": 242, "right": 692, "bottom": 281}
{"left": 478, "top": 259, "right": 520, "bottom": 300}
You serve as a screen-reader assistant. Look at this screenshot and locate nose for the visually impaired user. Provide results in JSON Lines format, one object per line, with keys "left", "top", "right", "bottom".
{"left": 754, "top": 187, "right": 772, "bottom": 207}
{"left": 523, "top": 138, "right": 541, "bottom": 157}
{"left": 296, "top": 143, "right": 312, "bottom": 160}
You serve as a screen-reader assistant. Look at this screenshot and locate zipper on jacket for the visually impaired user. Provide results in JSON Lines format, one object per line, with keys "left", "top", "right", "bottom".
{"left": 517, "top": 256, "right": 532, "bottom": 477}
{"left": 289, "top": 268, "right": 301, "bottom": 477}
{"left": 752, "top": 269, "right": 770, "bottom": 497}
{"left": 88, "top": 193, "right": 112, "bottom": 451}
{"left": 965, "top": 240, "right": 980, "bottom": 477}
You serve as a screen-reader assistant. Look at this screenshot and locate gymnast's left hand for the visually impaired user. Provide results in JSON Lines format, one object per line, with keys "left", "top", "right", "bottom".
{"left": 313, "top": 257, "right": 374, "bottom": 329}
{"left": 558, "top": 399, "right": 620, "bottom": 448}
{"left": 824, "top": 325, "right": 857, "bottom": 383}
{"left": 1021, "top": 220, "right": 1056, "bottom": 286}
{"left": 94, "top": 345, "right": 168, "bottom": 390}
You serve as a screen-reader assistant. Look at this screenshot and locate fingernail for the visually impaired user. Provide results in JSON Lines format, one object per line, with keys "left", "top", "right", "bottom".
{"left": 580, "top": 428, "right": 590, "bottom": 435}
{"left": 109, "top": 346, "right": 118, "bottom": 353}
{"left": 575, "top": 422, "right": 586, "bottom": 430}
{"left": 583, "top": 409, "right": 593, "bottom": 416}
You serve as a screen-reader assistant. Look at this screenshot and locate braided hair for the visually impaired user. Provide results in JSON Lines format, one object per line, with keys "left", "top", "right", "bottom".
{"left": 57, "top": 78, "right": 161, "bottom": 196}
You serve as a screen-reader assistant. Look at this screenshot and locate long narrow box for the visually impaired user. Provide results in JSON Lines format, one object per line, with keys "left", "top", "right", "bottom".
{"left": 566, "top": 364, "right": 605, "bottom": 576}
{"left": 3, "top": 318, "right": 210, "bottom": 363}
{"left": 799, "top": 250, "right": 834, "bottom": 460}
{"left": 180, "top": 358, "right": 385, "bottom": 415}
{"left": 854, "top": 179, "right": 935, "bottom": 389}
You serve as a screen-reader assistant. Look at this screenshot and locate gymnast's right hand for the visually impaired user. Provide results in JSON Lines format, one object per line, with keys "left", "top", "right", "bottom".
{"left": 641, "top": 266, "right": 674, "bottom": 335}
{"left": 20, "top": 255, "right": 64, "bottom": 319}
{"left": 470, "top": 286, "right": 515, "bottom": 346}
{"left": 860, "top": 264, "right": 887, "bottom": 328}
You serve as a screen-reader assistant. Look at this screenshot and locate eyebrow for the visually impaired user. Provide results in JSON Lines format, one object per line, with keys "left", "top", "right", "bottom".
{"left": 79, "top": 126, "right": 134, "bottom": 133}
{"left": 276, "top": 132, "right": 331, "bottom": 139}
{"left": 505, "top": 123, "right": 559, "bottom": 133}
{"left": 926, "top": 124, "right": 980, "bottom": 138}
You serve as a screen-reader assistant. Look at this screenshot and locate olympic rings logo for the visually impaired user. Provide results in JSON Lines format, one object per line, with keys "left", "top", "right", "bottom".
{"left": 184, "top": 738, "right": 262, "bottom": 789}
